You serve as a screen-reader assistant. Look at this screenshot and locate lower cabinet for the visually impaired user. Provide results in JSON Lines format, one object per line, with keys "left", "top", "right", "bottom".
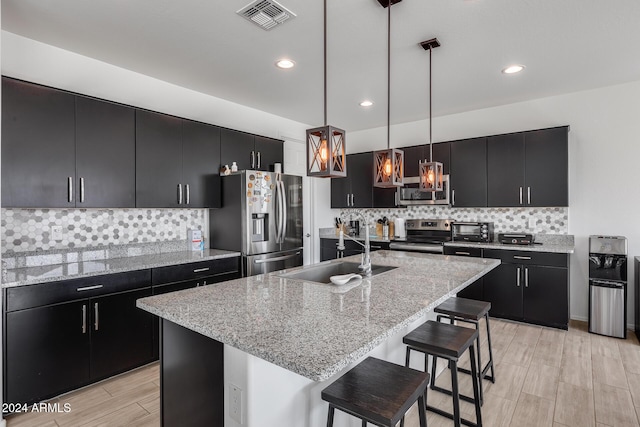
{"left": 483, "top": 249, "right": 569, "bottom": 329}
{"left": 320, "top": 238, "right": 389, "bottom": 261}
{"left": 3, "top": 270, "right": 154, "bottom": 405}
{"left": 444, "top": 246, "right": 484, "bottom": 300}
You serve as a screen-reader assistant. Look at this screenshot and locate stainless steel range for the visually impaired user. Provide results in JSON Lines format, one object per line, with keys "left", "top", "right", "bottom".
{"left": 388, "top": 219, "right": 452, "bottom": 254}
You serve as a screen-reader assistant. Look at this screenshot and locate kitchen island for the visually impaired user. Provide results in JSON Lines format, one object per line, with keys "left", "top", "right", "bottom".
{"left": 137, "top": 250, "right": 500, "bottom": 427}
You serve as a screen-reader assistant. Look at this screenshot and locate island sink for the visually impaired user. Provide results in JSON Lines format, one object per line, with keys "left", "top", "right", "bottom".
{"left": 278, "top": 261, "right": 397, "bottom": 284}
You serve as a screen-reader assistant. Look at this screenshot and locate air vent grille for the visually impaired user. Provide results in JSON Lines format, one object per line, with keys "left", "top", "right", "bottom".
{"left": 237, "top": 0, "right": 297, "bottom": 31}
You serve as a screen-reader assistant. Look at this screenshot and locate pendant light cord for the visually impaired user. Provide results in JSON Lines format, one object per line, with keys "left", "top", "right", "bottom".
{"left": 324, "top": 0, "right": 328, "bottom": 126}
{"left": 387, "top": 3, "right": 391, "bottom": 150}
{"left": 429, "top": 46, "right": 433, "bottom": 162}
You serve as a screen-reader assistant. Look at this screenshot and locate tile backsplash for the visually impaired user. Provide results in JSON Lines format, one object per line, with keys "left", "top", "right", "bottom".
{"left": 1, "top": 208, "right": 207, "bottom": 254}
{"left": 339, "top": 206, "right": 568, "bottom": 234}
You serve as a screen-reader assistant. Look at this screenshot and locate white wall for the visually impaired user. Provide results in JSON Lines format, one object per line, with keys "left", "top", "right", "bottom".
{"left": 348, "top": 80, "right": 640, "bottom": 325}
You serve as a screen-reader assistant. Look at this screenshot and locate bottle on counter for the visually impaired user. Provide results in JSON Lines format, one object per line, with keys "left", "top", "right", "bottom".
{"left": 231, "top": 162, "right": 238, "bottom": 172}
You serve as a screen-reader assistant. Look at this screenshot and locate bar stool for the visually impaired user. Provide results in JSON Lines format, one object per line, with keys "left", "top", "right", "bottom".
{"left": 403, "top": 320, "right": 482, "bottom": 427}
{"left": 434, "top": 297, "right": 496, "bottom": 404}
{"left": 321, "top": 357, "right": 429, "bottom": 427}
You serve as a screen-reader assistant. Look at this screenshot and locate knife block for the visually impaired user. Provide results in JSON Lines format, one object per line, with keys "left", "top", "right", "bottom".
{"left": 376, "top": 223, "right": 394, "bottom": 238}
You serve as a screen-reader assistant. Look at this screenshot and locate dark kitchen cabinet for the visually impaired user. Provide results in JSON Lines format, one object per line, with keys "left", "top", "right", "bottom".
{"left": 450, "top": 138, "right": 487, "bottom": 207}
{"left": 401, "top": 145, "right": 425, "bottom": 178}
{"left": 1, "top": 77, "right": 76, "bottom": 208}
{"left": 487, "top": 127, "right": 568, "bottom": 207}
{"left": 136, "top": 110, "right": 221, "bottom": 208}
{"left": 330, "top": 152, "right": 394, "bottom": 208}
{"left": 444, "top": 246, "right": 484, "bottom": 300}
{"left": 320, "top": 238, "right": 389, "bottom": 261}
{"left": 3, "top": 270, "right": 154, "bottom": 406}
{"left": 5, "top": 300, "right": 90, "bottom": 405}
{"left": 90, "top": 288, "right": 154, "bottom": 380}
{"left": 75, "top": 96, "right": 136, "bottom": 207}
{"left": 483, "top": 249, "right": 569, "bottom": 329}
{"left": 220, "top": 129, "right": 283, "bottom": 172}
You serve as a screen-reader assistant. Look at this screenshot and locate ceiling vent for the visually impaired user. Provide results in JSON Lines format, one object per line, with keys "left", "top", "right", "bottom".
{"left": 237, "top": 0, "right": 297, "bottom": 31}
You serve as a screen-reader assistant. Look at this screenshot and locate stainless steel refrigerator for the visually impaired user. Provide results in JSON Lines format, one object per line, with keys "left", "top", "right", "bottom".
{"left": 209, "top": 170, "right": 303, "bottom": 276}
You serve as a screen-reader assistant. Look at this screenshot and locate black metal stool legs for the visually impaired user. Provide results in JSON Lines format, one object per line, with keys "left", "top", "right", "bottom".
{"left": 483, "top": 314, "right": 496, "bottom": 383}
{"left": 327, "top": 404, "right": 335, "bottom": 427}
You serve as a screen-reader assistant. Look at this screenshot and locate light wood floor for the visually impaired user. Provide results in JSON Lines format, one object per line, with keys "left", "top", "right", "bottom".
{"left": 6, "top": 319, "right": 640, "bottom": 427}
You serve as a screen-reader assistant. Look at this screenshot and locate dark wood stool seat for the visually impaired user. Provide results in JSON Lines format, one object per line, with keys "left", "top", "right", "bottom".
{"left": 321, "top": 357, "right": 429, "bottom": 427}
{"left": 434, "top": 297, "right": 497, "bottom": 405}
{"left": 403, "top": 320, "right": 482, "bottom": 427}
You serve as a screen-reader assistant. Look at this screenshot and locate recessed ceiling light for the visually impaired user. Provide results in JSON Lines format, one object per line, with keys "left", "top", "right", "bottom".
{"left": 359, "top": 100, "right": 374, "bottom": 107}
{"left": 502, "top": 64, "right": 525, "bottom": 74}
{"left": 276, "top": 59, "right": 295, "bottom": 69}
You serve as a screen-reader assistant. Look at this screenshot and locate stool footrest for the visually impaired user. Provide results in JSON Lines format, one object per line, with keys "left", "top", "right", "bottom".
{"left": 426, "top": 405, "right": 479, "bottom": 427}
{"left": 430, "top": 384, "right": 477, "bottom": 405}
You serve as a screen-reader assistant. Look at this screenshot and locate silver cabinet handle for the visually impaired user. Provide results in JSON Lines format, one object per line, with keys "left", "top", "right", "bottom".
{"left": 452, "top": 189, "right": 456, "bottom": 206}
{"left": 524, "top": 267, "right": 529, "bottom": 287}
{"left": 193, "top": 267, "right": 210, "bottom": 273}
{"left": 346, "top": 194, "right": 350, "bottom": 207}
{"left": 177, "top": 184, "right": 183, "bottom": 204}
{"left": 527, "top": 187, "right": 531, "bottom": 205}
{"left": 94, "top": 302, "right": 99, "bottom": 331}
{"left": 516, "top": 267, "right": 521, "bottom": 287}
{"left": 68, "top": 177, "right": 73, "bottom": 203}
{"left": 455, "top": 251, "right": 471, "bottom": 256}
{"left": 82, "top": 304, "right": 87, "bottom": 334}
{"left": 371, "top": 245, "right": 383, "bottom": 249}
{"left": 519, "top": 187, "right": 523, "bottom": 205}
{"left": 251, "top": 151, "right": 255, "bottom": 169}
{"left": 257, "top": 151, "right": 261, "bottom": 169}
{"left": 76, "top": 284, "right": 103, "bottom": 292}
{"left": 185, "top": 184, "right": 190, "bottom": 205}
{"left": 80, "top": 177, "right": 85, "bottom": 203}
{"left": 513, "top": 255, "right": 531, "bottom": 260}
{"left": 351, "top": 194, "right": 355, "bottom": 206}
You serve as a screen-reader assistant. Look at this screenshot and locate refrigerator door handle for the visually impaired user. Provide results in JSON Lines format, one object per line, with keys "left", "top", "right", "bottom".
{"left": 275, "top": 178, "right": 284, "bottom": 243}
{"left": 280, "top": 180, "right": 288, "bottom": 243}
{"left": 254, "top": 251, "right": 301, "bottom": 264}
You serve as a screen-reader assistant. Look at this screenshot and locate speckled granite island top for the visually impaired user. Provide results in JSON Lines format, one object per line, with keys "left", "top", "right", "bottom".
{"left": 137, "top": 250, "right": 500, "bottom": 381}
{"left": 1, "top": 248, "right": 241, "bottom": 288}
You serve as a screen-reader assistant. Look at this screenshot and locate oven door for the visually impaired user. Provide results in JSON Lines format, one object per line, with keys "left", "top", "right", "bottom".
{"left": 396, "top": 175, "right": 450, "bottom": 206}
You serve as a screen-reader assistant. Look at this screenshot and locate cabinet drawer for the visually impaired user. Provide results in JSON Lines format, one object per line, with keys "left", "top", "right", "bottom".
{"left": 483, "top": 249, "right": 568, "bottom": 267}
{"left": 444, "top": 246, "right": 483, "bottom": 257}
{"left": 369, "top": 242, "right": 390, "bottom": 251}
{"left": 151, "top": 257, "right": 240, "bottom": 285}
{"left": 5, "top": 269, "right": 151, "bottom": 312}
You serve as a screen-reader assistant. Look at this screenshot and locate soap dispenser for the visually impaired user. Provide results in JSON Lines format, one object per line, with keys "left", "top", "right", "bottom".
{"left": 231, "top": 162, "right": 238, "bottom": 172}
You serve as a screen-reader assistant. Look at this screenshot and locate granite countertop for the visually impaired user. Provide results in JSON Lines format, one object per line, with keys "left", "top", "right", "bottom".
{"left": 445, "top": 234, "right": 575, "bottom": 254}
{"left": 137, "top": 250, "right": 500, "bottom": 381}
{"left": 2, "top": 248, "right": 241, "bottom": 288}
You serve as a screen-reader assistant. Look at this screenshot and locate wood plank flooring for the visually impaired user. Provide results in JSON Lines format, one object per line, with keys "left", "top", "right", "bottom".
{"left": 6, "top": 319, "right": 640, "bottom": 427}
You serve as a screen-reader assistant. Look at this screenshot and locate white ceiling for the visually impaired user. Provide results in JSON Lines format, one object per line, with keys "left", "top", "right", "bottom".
{"left": 3, "top": 0, "right": 640, "bottom": 132}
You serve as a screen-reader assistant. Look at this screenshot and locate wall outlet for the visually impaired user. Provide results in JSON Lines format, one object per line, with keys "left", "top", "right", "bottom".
{"left": 229, "top": 383, "right": 243, "bottom": 424}
{"left": 528, "top": 218, "right": 536, "bottom": 229}
{"left": 51, "top": 225, "right": 63, "bottom": 242}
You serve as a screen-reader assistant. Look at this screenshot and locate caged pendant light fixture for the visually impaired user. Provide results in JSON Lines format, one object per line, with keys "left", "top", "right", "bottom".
{"left": 306, "top": 0, "right": 346, "bottom": 178}
{"left": 373, "top": 0, "right": 404, "bottom": 188}
{"left": 418, "top": 38, "right": 444, "bottom": 192}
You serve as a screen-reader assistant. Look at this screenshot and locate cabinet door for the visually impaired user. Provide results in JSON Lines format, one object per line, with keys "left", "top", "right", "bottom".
{"left": 431, "top": 142, "right": 451, "bottom": 175}
{"left": 523, "top": 265, "right": 569, "bottom": 329}
{"left": 136, "top": 110, "right": 183, "bottom": 207}
{"left": 330, "top": 176, "right": 351, "bottom": 208}
{"left": 182, "top": 121, "right": 221, "bottom": 208}
{"left": 90, "top": 288, "right": 154, "bottom": 380}
{"left": 482, "top": 263, "right": 523, "bottom": 320}
{"left": 402, "top": 145, "right": 425, "bottom": 178}
{"left": 220, "top": 128, "right": 255, "bottom": 170}
{"left": 76, "top": 97, "right": 136, "bottom": 208}
{"left": 525, "top": 127, "right": 569, "bottom": 207}
{"left": 450, "top": 138, "right": 487, "bottom": 207}
{"left": 1, "top": 77, "right": 76, "bottom": 208}
{"left": 487, "top": 133, "right": 525, "bottom": 207}
{"left": 349, "top": 153, "right": 374, "bottom": 208}
{"left": 5, "top": 301, "right": 90, "bottom": 405}
{"left": 254, "top": 136, "right": 283, "bottom": 172}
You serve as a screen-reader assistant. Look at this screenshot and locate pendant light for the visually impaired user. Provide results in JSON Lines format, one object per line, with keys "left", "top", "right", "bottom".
{"left": 419, "top": 38, "right": 444, "bottom": 192}
{"left": 373, "top": 0, "right": 404, "bottom": 188}
{"left": 306, "top": 0, "right": 346, "bottom": 178}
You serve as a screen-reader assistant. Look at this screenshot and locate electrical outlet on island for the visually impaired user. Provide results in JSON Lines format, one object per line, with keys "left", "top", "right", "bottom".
{"left": 51, "top": 225, "right": 63, "bottom": 242}
{"left": 528, "top": 218, "right": 536, "bottom": 230}
{"left": 229, "top": 383, "right": 243, "bottom": 424}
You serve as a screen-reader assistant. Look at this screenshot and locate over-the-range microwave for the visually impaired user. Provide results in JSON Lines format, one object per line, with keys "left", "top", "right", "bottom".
{"left": 396, "top": 174, "right": 450, "bottom": 206}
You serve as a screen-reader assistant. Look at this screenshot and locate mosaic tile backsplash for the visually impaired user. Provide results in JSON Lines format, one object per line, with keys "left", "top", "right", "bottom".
{"left": 1, "top": 208, "right": 207, "bottom": 254}
{"left": 339, "top": 206, "right": 568, "bottom": 234}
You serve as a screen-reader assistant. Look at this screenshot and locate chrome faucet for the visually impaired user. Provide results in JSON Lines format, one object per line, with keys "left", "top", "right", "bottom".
{"left": 337, "top": 213, "right": 371, "bottom": 276}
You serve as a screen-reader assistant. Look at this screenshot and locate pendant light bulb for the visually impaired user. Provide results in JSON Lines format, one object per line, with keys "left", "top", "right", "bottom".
{"left": 320, "top": 139, "right": 328, "bottom": 162}
{"left": 384, "top": 158, "right": 392, "bottom": 176}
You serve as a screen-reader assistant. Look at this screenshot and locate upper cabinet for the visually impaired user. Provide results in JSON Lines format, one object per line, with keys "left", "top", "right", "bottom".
{"left": 488, "top": 127, "right": 568, "bottom": 207}
{"left": 401, "top": 142, "right": 450, "bottom": 178}
{"left": 330, "top": 153, "right": 396, "bottom": 209}
{"left": 136, "top": 111, "right": 221, "bottom": 208}
{"left": 1, "top": 77, "right": 135, "bottom": 208}
{"left": 450, "top": 138, "right": 488, "bottom": 207}
{"left": 220, "top": 129, "right": 283, "bottom": 172}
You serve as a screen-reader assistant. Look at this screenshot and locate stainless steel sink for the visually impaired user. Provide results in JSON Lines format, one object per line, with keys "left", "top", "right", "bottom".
{"left": 278, "top": 261, "right": 396, "bottom": 284}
